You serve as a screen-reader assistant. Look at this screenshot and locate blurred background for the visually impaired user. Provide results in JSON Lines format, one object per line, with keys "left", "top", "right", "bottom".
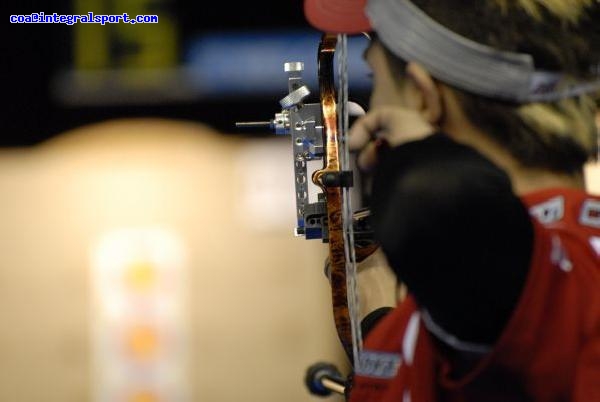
{"left": 4, "top": 1, "right": 366, "bottom": 401}
{"left": 2, "top": 1, "right": 600, "bottom": 402}
{"left": 5, "top": 0, "right": 373, "bottom": 146}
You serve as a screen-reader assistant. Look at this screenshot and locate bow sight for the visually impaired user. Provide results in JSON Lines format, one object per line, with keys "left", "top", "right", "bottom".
{"left": 236, "top": 61, "right": 372, "bottom": 244}
{"left": 237, "top": 61, "right": 333, "bottom": 241}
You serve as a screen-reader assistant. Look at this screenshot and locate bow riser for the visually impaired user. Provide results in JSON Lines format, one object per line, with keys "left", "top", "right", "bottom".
{"left": 313, "top": 34, "right": 355, "bottom": 361}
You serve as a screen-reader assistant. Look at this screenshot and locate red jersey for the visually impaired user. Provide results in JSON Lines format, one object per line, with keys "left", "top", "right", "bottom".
{"left": 350, "top": 189, "right": 600, "bottom": 402}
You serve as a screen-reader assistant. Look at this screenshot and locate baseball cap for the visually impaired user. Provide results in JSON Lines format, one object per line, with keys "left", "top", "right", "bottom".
{"left": 304, "top": 0, "right": 371, "bottom": 34}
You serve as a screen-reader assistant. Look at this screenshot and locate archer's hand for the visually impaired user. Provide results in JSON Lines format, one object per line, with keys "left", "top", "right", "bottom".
{"left": 348, "top": 106, "right": 435, "bottom": 171}
{"left": 356, "top": 248, "right": 398, "bottom": 321}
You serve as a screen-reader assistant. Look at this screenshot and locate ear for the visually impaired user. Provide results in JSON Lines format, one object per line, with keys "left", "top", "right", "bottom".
{"left": 405, "top": 62, "right": 443, "bottom": 125}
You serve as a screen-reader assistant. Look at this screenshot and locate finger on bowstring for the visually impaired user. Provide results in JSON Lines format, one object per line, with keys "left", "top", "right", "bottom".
{"left": 355, "top": 134, "right": 391, "bottom": 171}
{"left": 348, "top": 112, "right": 382, "bottom": 151}
{"left": 357, "top": 141, "right": 379, "bottom": 172}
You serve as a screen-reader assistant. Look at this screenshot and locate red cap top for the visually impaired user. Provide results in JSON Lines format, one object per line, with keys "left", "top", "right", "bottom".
{"left": 304, "top": 0, "right": 371, "bottom": 34}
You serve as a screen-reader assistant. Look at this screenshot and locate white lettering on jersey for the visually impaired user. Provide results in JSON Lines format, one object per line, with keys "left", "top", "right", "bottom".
{"left": 530, "top": 196, "right": 564, "bottom": 225}
{"left": 357, "top": 351, "right": 402, "bottom": 379}
{"left": 580, "top": 199, "right": 600, "bottom": 228}
{"left": 551, "top": 235, "right": 573, "bottom": 272}
{"left": 590, "top": 236, "right": 600, "bottom": 257}
{"left": 403, "top": 390, "right": 412, "bottom": 402}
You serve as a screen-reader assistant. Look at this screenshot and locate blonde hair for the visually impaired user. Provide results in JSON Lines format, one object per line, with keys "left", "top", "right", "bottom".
{"left": 500, "top": 0, "right": 598, "bottom": 167}
{"left": 518, "top": 95, "right": 598, "bottom": 160}
{"left": 496, "top": 0, "right": 595, "bottom": 23}
{"left": 404, "top": 0, "right": 600, "bottom": 173}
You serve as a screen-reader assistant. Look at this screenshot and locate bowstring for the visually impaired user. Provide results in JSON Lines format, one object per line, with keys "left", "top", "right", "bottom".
{"left": 337, "top": 33, "right": 364, "bottom": 370}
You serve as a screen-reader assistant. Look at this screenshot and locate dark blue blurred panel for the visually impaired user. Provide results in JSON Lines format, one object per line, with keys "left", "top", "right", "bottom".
{"left": 184, "top": 30, "right": 372, "bottom": 98}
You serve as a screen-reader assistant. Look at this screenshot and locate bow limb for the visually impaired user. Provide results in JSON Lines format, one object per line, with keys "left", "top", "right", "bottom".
{"left": 313, "top": 33, "right": 363, "bottom": 368}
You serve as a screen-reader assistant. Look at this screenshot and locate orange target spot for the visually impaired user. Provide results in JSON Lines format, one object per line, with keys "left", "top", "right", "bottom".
{"left": 128, "top": 390, "right": 160, "bottom": 402}
{"left": 126, "top": 325, "right": 160, "bottom": 360}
